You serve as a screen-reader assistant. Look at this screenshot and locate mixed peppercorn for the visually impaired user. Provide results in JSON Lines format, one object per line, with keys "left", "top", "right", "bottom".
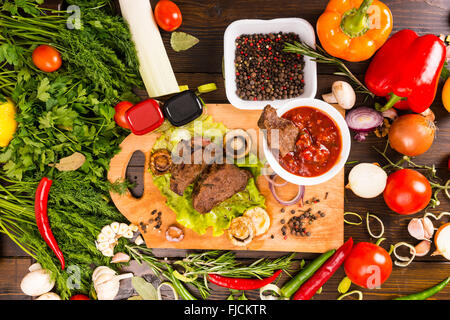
{"left": 234, "top": 32, "right": 305, "bottom": 101}
{"left": 140, "top": 209, "right": 163, "bottom": 233}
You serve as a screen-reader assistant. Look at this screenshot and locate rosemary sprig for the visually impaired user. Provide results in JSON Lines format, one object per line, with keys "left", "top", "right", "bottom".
{"left": 125, "top": 246, "right": 296, "bottom": 300}
{"left": 283, "top": 41, "right": 374, "bottom": 98}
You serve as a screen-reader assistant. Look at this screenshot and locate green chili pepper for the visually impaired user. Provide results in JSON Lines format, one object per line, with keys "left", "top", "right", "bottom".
{"left": 280, "top": 249, "right": 336, "bottom": 299}
{"left": 393, "top": 277, "right": 450, "bottom": 300}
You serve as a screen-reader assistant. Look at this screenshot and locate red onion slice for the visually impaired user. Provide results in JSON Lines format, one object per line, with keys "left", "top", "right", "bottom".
{"left": 345, "top": 107, "right": 383, "bottom": 141}
{"left": 268, "top": 180, "right": 305, "bottom": 206}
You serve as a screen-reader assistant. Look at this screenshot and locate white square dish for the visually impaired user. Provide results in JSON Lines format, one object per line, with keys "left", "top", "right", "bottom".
{"left": 223, "top": 18, "right": 317, "bottom": 110}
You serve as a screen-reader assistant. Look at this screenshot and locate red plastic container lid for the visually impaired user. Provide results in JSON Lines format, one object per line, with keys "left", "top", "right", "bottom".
{"left": 125, "top": 99, "right": 164, "bottom": 135}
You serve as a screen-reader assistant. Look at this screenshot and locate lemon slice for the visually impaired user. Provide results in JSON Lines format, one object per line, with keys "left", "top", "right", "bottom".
{"left": 244, "top": 207, "right": 271, "bottom": 236}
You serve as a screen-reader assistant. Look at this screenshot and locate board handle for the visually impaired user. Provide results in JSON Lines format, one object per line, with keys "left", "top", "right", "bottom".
{"left": 107, "top": 133, "right": 160, "bottom": 219}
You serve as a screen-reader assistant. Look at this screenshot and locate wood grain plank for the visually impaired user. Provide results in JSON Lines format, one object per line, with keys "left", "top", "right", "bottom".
{"left": 0, "top": 258, "right": 32, "bottom": 300}
{"left": 203, "top": 260, "right": 450, "bottom": 300}
{"left": 148, "top": 0, "right": 450, "bottom": 74}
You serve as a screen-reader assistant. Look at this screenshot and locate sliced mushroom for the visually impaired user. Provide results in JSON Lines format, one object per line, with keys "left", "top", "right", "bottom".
{"left": 150, "top": 149, "right": 172, "bottom": 175}
{"left": 322, "top": 81, "right": 356, "bottom": 110}
{"left": 166, "top": 225, "right": 184, "bottom": 242}
{"left": 224, "top": 129, "right": 252, "bottom": 159}
{"left": 228, "top": 216, "right": 254, "bottom": 246}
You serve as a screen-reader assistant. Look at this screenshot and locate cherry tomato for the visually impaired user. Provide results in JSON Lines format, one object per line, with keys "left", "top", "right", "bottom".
{"left": 32, "top": 45, "right": 62, "bottom": 73}
{"left": 114, "top": 101, "right": 134, "bottom": 129}
{"left": 344, "top": 242, "right": 392, "bottom": 289}
{"left": 154, "top": 0, "right": 182, "bottom": 32}
{"left": 383, "top": 169, "right": 432, "bottom": 215}
{"left": 69, "top": 294, "right": 90, "bottom": 300}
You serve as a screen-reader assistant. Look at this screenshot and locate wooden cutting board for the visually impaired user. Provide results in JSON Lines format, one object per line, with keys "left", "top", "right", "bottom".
{"left": 108, "top": 104, "right": 344, "bottom": 253}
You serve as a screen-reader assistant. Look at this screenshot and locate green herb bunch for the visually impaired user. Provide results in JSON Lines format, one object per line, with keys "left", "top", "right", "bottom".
{"left": 0, "top": 172, "right": 129, "bottom": 299}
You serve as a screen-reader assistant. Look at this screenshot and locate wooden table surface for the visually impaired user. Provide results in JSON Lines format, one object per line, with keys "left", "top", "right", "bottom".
{"left": 1, "top": 0, "right": 450, "bottom": 300}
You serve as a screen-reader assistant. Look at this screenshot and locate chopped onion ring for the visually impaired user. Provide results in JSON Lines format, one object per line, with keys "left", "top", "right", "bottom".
{"left": 338, "top": 277, "right": 352, "bottom": 294}
{"left": 263, "top": 173, "right": 288, "bottom": 188}
{"left": 344, "top": 212, "right": 363, "bottom": 225}
{"left": 157, "top": 282, "right": 178, "bottom": 300}
{"left": 424, "top": 211, "right": 450, "bottom": 230}
{"left": 337, "top": 290, "right": 363, "bottom": 300}
{"left": 259, "top": 284, "right": 285, "bottom": 300}
{"left": 392, "top": 242, "right": 416, "bottom": 267}
{"left": 445, "top": 180, "right": 450, "bottom": 200}
{"left": 268, "top": 180, "right": 305, "bottom": 206}
{"left": 366, "top": 213, "right": 384, "bottom": 239}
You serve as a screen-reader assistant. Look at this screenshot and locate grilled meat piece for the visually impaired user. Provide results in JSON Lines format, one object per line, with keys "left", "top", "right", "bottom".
{"left": 169, "top": 138, "right": 222, "bottom": 196}
{"left": 257, "top": 105, "right": 299, "bottom": 157}
{"left": 192, "top": 164, "right": 252, "bottom": 214}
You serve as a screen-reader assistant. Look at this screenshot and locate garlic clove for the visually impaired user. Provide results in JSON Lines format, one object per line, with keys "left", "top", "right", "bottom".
{"left": 408, "top": 218, "right": 426, "bottom": 240}
{"left": 101, "top": 225, "right": 115, "bottom": 239}
{"left": 97, "top": 233, "right": 108, "bottom": 243}
{"left": 95, "top": 279, "right": 120, "bottom": 300}
{"left": 412, "top": 240, "right": 431, "bottom": 257}
{"left": 101, "top": 247, "right": 114, "bottom": 257}
{"left": 111, "top": 252, "right": 131, "bottom": 263}
{"left": 96, "top": 241, "right": 110, "bottom": 252}
{"left": 422, "top": 217, "right": 435, "bottom": 240}
{"left": 122, "top": 229, "right": 134, "bottom": 239}
{"left": 117, "top": 223, "right": 129, "bottom": 236}
{"left": 134, "top": 235, "right": 144, "bottom": 246}
{"left": 110, "top": 222, "right": 120, "bottom": 234}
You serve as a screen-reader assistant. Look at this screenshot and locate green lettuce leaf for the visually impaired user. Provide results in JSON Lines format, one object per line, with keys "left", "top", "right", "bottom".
{"left": 153, "top": 174, "right": 265, "bottom": 236}
{"left": 151, "top": 113, "right": 265, "bottom": 236}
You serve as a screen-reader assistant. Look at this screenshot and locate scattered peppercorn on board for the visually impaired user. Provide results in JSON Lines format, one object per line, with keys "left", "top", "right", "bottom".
{"left": 108, "top": 104, "right": 344, "bottom": 253}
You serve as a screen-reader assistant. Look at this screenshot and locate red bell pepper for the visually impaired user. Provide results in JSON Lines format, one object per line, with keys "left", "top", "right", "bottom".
{"left": 365, "top": 29, "right": 446, "bottom": 113}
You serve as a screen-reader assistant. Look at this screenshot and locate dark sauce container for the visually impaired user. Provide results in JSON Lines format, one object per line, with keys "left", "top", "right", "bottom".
{"left": 162, "top": 90, "right": 204, "bottom": 127}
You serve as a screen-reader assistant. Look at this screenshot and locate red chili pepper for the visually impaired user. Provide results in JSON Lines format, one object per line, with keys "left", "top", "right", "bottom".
{"left": 208, "top": 269, "right": 282, "bottom": 290}
{"left": 365, "top": 29, "right": 446, "bottom": 114}
{"left": 35, "top": 177, "right": 65, "bottom": 270}
{"left": 292, "top": 238, "right": 353, "bottom": 300}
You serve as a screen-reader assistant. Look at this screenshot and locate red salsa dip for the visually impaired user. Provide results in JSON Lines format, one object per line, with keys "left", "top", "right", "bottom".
{"left": 280, "top": 106, "right": 342, "bottom": 177}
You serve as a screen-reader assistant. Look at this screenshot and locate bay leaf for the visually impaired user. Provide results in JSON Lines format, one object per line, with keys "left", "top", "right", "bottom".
{"left": 49, "top": 152, "right": 86, "bottom": 171}
{"left": 131, "top": 276, "right": 158, "bottom": 300}
{"left": 170, "top": 32, "right": 199, "bottom": 52}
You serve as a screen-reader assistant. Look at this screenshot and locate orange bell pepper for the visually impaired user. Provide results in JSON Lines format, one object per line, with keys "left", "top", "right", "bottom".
{"left": 316, "top": 0, "right": 393, "bottom": 62}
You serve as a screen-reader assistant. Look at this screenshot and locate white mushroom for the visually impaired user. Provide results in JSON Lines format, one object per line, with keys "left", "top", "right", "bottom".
{"left": 322, "top": 81, "right": 356, "bottom": 110}
{"left": 35, "top": 292, "right": 61, "bottom": 300}
{"left": 20, "top": 268, "right": 55, "bottom": 296}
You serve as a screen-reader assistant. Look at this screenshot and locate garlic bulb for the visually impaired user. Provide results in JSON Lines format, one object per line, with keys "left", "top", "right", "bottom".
{"left": 92, "top": 266, "right": 133, "bottom": 300}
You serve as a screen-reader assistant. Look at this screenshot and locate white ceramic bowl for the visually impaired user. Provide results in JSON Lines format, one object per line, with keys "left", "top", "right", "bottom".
{"left": 223, "top": 18, "right": 317, "bottom": 110}
{"left": 263, "top": 98, "right": 351, "bottom": 186}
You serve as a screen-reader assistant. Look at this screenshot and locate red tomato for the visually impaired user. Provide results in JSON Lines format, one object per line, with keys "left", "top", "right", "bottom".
{"left": 344, "top": 242, "right": 392, "bottom": 289}
{"left": 32, "top": 45, "right": 62, "bottom": 73}
{"left": 383, "top": 169, "right": 432, "bottom": 215}
{"left": 114, "top": 101, "right": 134, "bottom": 129}
{"left": 69, "top": 294, "right": 90, "bottom": 300}
{"left": 448, "top": 157, "right": 450, "bottom": 171}
{"left": 154, "top": 0, "right": 182, "bottom": 32}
